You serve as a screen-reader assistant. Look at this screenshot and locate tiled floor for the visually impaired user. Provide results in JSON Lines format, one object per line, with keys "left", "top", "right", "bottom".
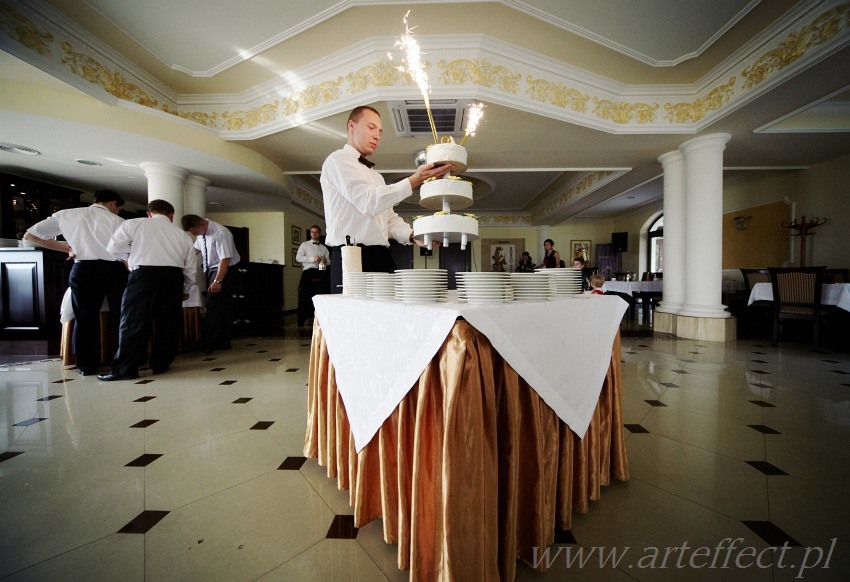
{"left": 1, "top": 315, "right": 849, "bottom": 581}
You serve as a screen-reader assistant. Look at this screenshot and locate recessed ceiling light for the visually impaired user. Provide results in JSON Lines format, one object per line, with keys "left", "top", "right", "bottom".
{"left": 0, "top": 142, "right": 41, "bottom": 156}
{"left": 208, "top": 202, "right": 222, "bottom": 206}
{"left": 627, "top": 196, "right": 635, "bottom": 199}
{"left": 76, "top": 159, "right": 102, "bottom": 166}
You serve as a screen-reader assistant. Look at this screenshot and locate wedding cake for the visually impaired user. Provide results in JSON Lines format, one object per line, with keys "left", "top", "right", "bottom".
{"left": 419, "top": 176, "right": 473, "bottom": 211}
{"left": 426, "top": 137, "right": 468, "bottom": 174}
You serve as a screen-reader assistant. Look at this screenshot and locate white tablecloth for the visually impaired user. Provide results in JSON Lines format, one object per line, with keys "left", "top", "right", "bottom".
{"left": 313, "top": 293, "right": 628, "bottom": 451}
{"left": 747, "top": 282, "right": 850, "bottom": 312}
{"left": 602, "top": 280, "right": 662, "bottom": 296}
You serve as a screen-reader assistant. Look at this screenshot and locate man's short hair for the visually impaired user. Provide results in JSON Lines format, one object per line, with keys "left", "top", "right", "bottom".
{"left": 309, "top": 224, "right": 321, "bottom": 232}
{"left": 348, "top": 105, "right": 380, "bottom": 124}
{"left": 181, "top": 214, "right": 204, "bottom": 230}
{"left": 148, "top": 199, "right": 174, "bottom": 215}
{"left": 93, "top": 189, "right": 124, "bottom": 206}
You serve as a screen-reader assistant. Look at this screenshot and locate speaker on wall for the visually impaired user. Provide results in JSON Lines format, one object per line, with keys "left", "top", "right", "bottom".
{"left": 611, "top": 232, "right": 628, "bottom": 253}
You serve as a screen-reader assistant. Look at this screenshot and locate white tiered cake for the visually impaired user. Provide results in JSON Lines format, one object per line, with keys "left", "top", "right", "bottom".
{"left": 412, "top": 138, "right": 479, "bottom": 250}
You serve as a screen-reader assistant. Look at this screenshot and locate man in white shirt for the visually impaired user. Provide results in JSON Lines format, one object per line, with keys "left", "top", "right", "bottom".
{"left": 320, "top": 105, "right": 452, "bottom": 293}
{"left": 24, "top": 189, "right": 127, "bottom": 376}
{"left": 295, "top": 224, "right": 330, "bottom": 326}
{"left": 180, "top": 214, "right": 241, "bottom": 354}
{"left": 98, "top": 200, "right": 196, "bottom": 381}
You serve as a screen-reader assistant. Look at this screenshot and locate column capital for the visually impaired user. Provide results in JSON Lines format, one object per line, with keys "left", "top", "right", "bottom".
{"left": 184, "top": 175, "right": 211, "bottom": 189}
{"left": 139, "top": 162, "right": 188, "bottom": 180}
{"left": 679, "top": 133, "right": 731, "bottom": 156}
{"left": 657, "top": 150, "right": 684, "bottom": 166}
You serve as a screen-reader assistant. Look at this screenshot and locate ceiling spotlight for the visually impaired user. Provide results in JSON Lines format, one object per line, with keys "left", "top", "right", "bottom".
{"left": 76, "top": 159, "right": 102, "bottom": 166}
{"left": 0, "top": 142, "right": 41, "bottom": 156}
{"left": 208, "top": 202, "right": 222, "bottom": 206}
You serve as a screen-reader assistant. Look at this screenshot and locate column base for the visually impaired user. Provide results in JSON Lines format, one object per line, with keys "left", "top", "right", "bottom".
{"left": 654, "top": 311, "right": 677, "bottom": 334}
{"left": 673, "top": 315, "right": 737, "bottom": 342}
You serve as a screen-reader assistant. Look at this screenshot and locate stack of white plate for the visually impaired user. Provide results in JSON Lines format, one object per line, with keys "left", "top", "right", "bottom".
{"left": 537, "top": 267, "right": 584, "bottom": 296}
{"left": 510, "top": 272, "right": 552, "bottom": 301}
{"left": 394, "top": 269, "right": 448, "bottom": 304}
{"left": 344, "top": 272, "right": 369, "bottom": 297}
{"left": 366, "top": 273, "right": 396, "bottom": 300}
{"left": 456, "top": 272, "right": 513, "bottom": 304}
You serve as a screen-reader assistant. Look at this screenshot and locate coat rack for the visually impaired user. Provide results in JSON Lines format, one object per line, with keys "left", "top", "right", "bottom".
{"left": 781, "top": 215, "right": 827, "bottom": 267}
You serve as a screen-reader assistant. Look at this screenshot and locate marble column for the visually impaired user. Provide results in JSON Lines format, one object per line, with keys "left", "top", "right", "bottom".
{"left": 183, "top": 175, "right": 210, "bottom": 219}
{"left": 139, "top": 162, "right": 187, "bottom": 221}
{"left": 656, "top": 150, "right": 685, "bottom": 315}
{"left": 678, "top": 133, "right": 731, "bottom": 319}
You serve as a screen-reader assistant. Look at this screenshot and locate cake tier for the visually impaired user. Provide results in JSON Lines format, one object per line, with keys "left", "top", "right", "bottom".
{"left": 419, "top": 178, "right": 473, "bottom": 211}
{"left": 426, "top": 141, "right": 468, "bottom": 175}
{"left": 413, "top": 214, "right": 479, "bottom": 246}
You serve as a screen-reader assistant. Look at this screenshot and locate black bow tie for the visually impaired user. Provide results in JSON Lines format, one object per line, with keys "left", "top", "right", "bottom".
{"left": 311, "top": 241, "right": 319, "bottom": 244}
{"left": 358, "top": 155, "right": 375, "bottom": 168}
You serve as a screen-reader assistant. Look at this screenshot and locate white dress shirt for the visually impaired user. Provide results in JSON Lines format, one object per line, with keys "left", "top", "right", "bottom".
{"left": 296, "top": 239, "right": 330, "bottom": 270}
{"left": 193, "top": 219, "right": 240, "bottom": 271}
{"left": 320, "top": 144, "right": 414, "bottom": 247}
{"left": 26, "top": 204, "right": 125, "bottom": 262}
{"left": 107, "top": 214, "right": 197, "bottom": 292}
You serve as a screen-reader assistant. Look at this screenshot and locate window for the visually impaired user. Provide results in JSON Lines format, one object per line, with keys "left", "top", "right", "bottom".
{"left": 648, "top": 215, "right": 663, "bottom": 273}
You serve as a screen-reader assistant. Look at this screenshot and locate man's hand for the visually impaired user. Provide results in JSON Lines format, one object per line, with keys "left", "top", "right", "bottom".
{"left": 409, "top": 162, "right": 454, "bottom": 189}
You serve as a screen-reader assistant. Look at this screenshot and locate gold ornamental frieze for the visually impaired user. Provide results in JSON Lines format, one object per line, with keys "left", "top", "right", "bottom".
{"left": 221, "top": 101, "right": 279, "bottom": 131}
{"left": 533, "top": 171, "right": 612, "bottom": 222}
{"left": 293, "top": 185, "right": 324, "bottom": 213}
{"left": 742, "top": 3, "right": 850, "bottom": 90}
{"left": 438, "top": 59, "right": 521, "bottom": 93}
{"left": 592, "top": 98, "right": 658, "bottom": 125}
{"left": 663, "top": 77, "right": 736, "bottom": 123}
{"left": 60, "top": 42, "right": 159, "bottom": 108}
{"left": 526, "top": 78, "right": 589, "bottom": 112}
{"left": 347, "top": 61, "right": 408, "bottom": 92}
{"left": 164, "top": 107, "right": 218, "bottom": 129}
{"left": 282, "top": 78, "right": 342, "bottom": 116}
{"left": 0, "top": 3, "right": 52, "bottom": 55}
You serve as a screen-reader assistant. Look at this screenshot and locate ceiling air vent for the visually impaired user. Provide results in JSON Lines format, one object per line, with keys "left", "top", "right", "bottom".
{"left": 390, "top": 100, "right": 472, "bottom": 137}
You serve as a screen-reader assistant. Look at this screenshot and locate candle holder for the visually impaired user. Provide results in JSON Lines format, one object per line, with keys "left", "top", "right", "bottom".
{"left": 781, "top": 215, "right": 827, "bottom": 267}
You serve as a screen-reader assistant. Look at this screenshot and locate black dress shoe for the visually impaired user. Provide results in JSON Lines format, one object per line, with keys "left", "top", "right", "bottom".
{"left": 77, "top": 367, "right": 97, "bottom": 376}
{"left": 97, "top": 372, "right": 139, "bottom": 381}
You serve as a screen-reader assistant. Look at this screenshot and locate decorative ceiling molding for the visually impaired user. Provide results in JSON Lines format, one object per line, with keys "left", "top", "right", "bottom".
{"left": 530, "top": 170, "right": 628, "bottom": 223}
{"left": 3, "top": 0, "right": 849, "bottom": 139}
{"left": 290, "top": 176, "right": 324, "bottom": 215}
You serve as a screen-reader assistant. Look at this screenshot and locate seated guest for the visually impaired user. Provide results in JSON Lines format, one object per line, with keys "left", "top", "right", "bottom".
{"left": 588, "top": 274, "right": 605, "bottom": 295}
{"left": 516, "top": 251, "right": 535, "bottom": 272}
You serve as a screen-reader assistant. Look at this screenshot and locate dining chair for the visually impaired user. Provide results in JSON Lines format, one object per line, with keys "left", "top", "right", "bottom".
{"left": 768, "top": 266, "right": 830, "bottom": 347}
{"left": 739, "top": 268, "right": 771, "bottom": 338}
{"left": 824, "top": 268, "right": 848, "bottom": 283}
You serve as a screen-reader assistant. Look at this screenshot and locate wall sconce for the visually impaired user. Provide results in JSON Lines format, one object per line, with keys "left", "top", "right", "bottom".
{"left": 733, "top": 215, "right": 752, "bottom": 230}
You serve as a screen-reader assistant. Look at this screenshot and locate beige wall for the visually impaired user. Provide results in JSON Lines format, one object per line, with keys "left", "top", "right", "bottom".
{"left": 722, "top": 201, "right": 790, "bottom": 268}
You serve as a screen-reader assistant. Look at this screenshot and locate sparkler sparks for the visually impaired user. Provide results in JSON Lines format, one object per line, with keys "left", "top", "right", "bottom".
{"left": 460, "top": 102, "right": 485, "bottom": 146}
{"left": 393, "top": 11, "right": 439, "bottom": 143}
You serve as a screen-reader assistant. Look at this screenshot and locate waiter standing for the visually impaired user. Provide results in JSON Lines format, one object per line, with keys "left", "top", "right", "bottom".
{"left": 98, "top": 199, "right": 196, "bottom": 380}
{"left": 295, "top": 224, "right": 330, "bottom": 326}
{"left": 180, "top": 214, "right": 240, "bottom": 354}
{"left": 24, "top": 189, "right": 127, "bottom": 376}
{"left": 320, "top": 105, "right": 452, "bottom": 293}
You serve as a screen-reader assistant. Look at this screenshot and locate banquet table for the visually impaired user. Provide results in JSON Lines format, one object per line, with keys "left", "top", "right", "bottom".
{"left": 602, "top": 280, "right": 662, "bottom": 296}
{"left": 747, "top": 282, "right": 850, "bottom": 312}
{"left": 304, "top": 293, "right": 629, "bottom": 581}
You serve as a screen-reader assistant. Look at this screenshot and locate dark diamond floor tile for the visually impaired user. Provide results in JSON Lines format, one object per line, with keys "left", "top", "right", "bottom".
{"left": 125, "top": 453, "right": 163, "bottom": 467}
{"left": 130, "top": 419, "right": 159, "bottom": 428}
{"left": 625, "top": 351, "right": 639, "bottom": 355}
{"left": 553, "top": 528, "right": 577, "bottom": 544}
{"left": 285, "top": 368, "right": 298, "bottom": 372}
{"left": 741, "top": 520, "right": 800, "bottom": 547}
{"left": 118, "top": 510, "right": 170, "bottom": 534}
{"left": 624, "top": 424, "right": 649, "bottom": 434}
{"left": 36, "top": 395, "right": 63, "bottom": 401}
{"left": 135, "top": 379, "right": 155, "bottom": 384}
{"left": 672, "top": 369, "right": 689, "bottom": 374}
{"left": 660, "top": 382, "right": 679, "bottom": 388}
{"left": 203, "top": 358, "right": 216, "bottom": 361}
{"left": 219, "top": 380, "right": 237, "bottom": 385}
{"left": 13, "top": 418, "right": 47, "bottom": 427}
{"left": 134, "top": 396, "right": 156, "bottom": 402}
{"left": 645, "top": 400, "right": 667, "bottom": 407}
{"left": 746, "top": 461, "right": 788, "bottom": 476}
{"left": 822, "top": 359, "right": 841, "bottom": 363}
{"left": 301, "top": 343, "right": 310, "bottom": 347}
{"left": 843, "top": 383, "right": 850, "bottom": 388}
{"left": 278, "top": 456, "right": 307, "bottom": 470}
{"left": 251, "top": 421, "right": 274, "bottom": 430}
{"left": 269, "top": 358, "right": 281, "bottom": 362}
{"left": 750, "top": 383, "right": 772, "bottom": 388}
{"left": 830, "top": 370, "right": 849, "bottom": 375}
{"left": 680, "top": 359, "right": 696, "bottom": 363}
{"left": 750, "top": 360, "right": 769, "bottom": 363}
{"left": 326, "top": 514, "right": 358, "bottom": 539}
{"left": 748, "top": 424, "right": 781, "bottom": 435}
{"left": 256, "top": 350, "right": 267, "bottom": 353}
{"left": 636, "top": 344, "right": 649, "bottom": 348}
{"left": 750, "top": 370, "right": 770, "bottom": 374}
{"left": 233, "top": 397, "right": 252, "bottom": 404}
{"left": 246, "top": 343, "right": 257, "bottom": 347}
{"left": 0, "top": 451, "right": 24, "bottom": 463}
{"left": 688, "top": 351, "right": 701, "bottom": 354}
{"left": 52, "top": 379, "right": 74, "bottom": 383}
{"left": 210, "top": 367, "right": 225, "bottom": 372}
{"left": 749, "top": 400, "right": 776, "bottom": 408}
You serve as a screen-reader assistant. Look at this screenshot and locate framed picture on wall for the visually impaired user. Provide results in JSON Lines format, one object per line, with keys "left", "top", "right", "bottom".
{"left": 291, "top": 246, "right": 300, "bottom": 268}
{"left": 291, "top": 225, "right": 302, "bottom": 245}
{"left": 480, "top": 238, "right": 525, "bottom": 272}
{"left": 571, "top": 240, "right": 591, "bottom": 262}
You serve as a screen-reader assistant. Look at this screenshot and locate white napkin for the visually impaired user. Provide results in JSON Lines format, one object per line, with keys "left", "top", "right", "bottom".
{"left": 341, "top": 246, "right": 362, "bottom": 294}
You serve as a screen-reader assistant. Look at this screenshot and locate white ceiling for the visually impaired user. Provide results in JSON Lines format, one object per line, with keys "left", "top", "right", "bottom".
{"left": 2, "top": 0, "right": 850, "bottom": 223}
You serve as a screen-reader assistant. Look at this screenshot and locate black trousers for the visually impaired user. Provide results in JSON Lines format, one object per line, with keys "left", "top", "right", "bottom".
{"left": 329, "top": 245, "right": 395, "bottom": 294}
{"left": 297, "top": 268, "right": 330, "bottom": 324}
{"left": 111, "top": 266, "right": 183, "bottom": 375}
{"left": 68, "top": 260, "right": 128, "bottom": 370}
{"left": 201, "top": 267, "right": 237, "bottom": 350}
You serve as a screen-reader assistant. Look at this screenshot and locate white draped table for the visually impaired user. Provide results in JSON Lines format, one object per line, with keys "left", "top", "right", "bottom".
{"left": 304, "top": 294, "right": 629, "bottom": 581}
{"left": 748, "top": 282, "right": 850, "bottom": 312}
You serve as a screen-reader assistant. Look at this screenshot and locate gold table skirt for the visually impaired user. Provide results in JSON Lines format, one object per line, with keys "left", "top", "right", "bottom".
{"left": 304, "top": 319, "right": 629, "bottom": 581}
{"left": 60, "top": 307, "right": 202, "bottom": 365}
